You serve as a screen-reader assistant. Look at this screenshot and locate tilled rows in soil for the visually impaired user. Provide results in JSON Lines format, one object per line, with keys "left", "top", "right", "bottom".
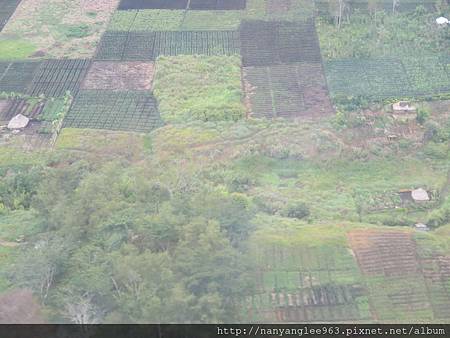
{"left": 240, "top": 20, "right": 322, "bottom": 67}
{"left": 0, "top": 60, "right": 90, "bottom": 97}
{"left": 63, "top": 90, "right": 162, "bottom": 132}
{"left": 419, "top": 255, "right": 450, "bottom": 319}
{"left": 243, "top": 63, "right": 333, "bottom": 118}
{"left": 95, "top": 31, "right": 240, "bottom": 60}
{"left": 118, "top": 0, "right": 246, "bottom": 10}
{"left": 0, "top": 0, "right": 21, "bottom": 31}
{"left": 27, "top": 59, "right": 91, "bottom": 97}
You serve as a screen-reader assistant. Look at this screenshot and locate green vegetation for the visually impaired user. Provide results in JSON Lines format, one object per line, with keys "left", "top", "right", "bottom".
{"left": 0, "top": 39, "right": 36, "bottom": 60}
{"left": 153, "top": 55, "right": 245, "bottom": 122}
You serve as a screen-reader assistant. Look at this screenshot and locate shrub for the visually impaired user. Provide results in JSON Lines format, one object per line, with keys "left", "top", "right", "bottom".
{"left": 282, "top": 202, "right": 310, "bottom": 220}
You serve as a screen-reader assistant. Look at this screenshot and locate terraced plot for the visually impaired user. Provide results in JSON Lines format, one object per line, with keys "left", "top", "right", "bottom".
{"left": 95, "top": 31, "right": 240, "bottom": 60}
{"left": 243, "top": 63, "right": 333, "bottom": 118}
{"left": 27, "top": 59, "right": 91, "bottom": 97}
{"left": 82, "top": 61, "right": 155, "bottom": 91}
{"left": 240, "top": 19, "right": 322, "bottom": 67}
{"left": 0, "top": 61, "right": 41, "bottom": 93}
{"left": 245, "top": 226, "right": 370, "bottom": 323}
{"left": 64, "top": 90, "right": 162, "bottom": 132}
{"left": 348, "top": 229, "right": 434, "bottom": 321}
{"left": 0, "top": 0, "right": 21, "bottom": 31}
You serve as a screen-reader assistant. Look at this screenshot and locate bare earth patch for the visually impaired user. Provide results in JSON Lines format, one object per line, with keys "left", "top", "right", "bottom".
{"left": 1, "top": 0, "right": 120, "bottom": 58}
{"left": 82, "top": 61, "right": 155, "bottom": 91}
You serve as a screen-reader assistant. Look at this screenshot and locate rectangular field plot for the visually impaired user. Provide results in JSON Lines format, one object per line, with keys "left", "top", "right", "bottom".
{"left": 240, "top": 19, "right": 322, "bottom": 66}
{"left": 244, "top": 244, "right": 370, "bottom": 322}
{"left": 95, "top": 31, "right": 240, "bottom": 60}
{"left": 82, "top": 61, "right": 155, "bottom": 91}
{"left": 243, "top": 63, "right": 333, "bottom": 118}
{"left": 0, "top": 61, "right": 41, "bottom": 93}
{"left": 326, "top": 57, "right": 450, "bottom": 101}
{"left": 27, "top": 59, "right": 91, "bottom": 97}
{"left": 348, "top": 229, "right": 434, "bottom": 321}
{"left": 63, "top": 90, "right": 162, "bottom": 132}
{"left": 180, "top": 10, "right": 243, "bottom": 30}
{"left": 189, "top": 0, "right": 246, "bottom": 10}
{"left": 0, "top": 0, "right": 21, "bottom": 31}
{"left": 118, "top": 0, "right": 188, "bottom": 10}
{"left": 326, "top": 58, "right": 413, "bottom": 100}
{"left": 108, "top": 10, "right": 185, "bottom": 31}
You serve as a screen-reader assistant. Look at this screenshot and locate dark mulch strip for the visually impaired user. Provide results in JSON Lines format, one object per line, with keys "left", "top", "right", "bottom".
{"left": 118, "top": 0, "right": 188, "bottom": 10}
{"left": 63, "top": 90, "right": 162, "bottom": 132}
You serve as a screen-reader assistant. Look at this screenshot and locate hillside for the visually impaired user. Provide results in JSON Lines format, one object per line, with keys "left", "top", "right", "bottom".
{"left": 0, "top": 0, "right": 449, "bottom": 323}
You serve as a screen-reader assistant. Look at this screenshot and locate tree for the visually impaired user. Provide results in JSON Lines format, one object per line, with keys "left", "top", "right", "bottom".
{"left": 173, "top": 218, "right": 254, "bottom": 322}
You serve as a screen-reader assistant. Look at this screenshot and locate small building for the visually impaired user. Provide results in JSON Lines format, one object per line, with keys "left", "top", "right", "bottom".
{"left": 414, "top": 223, "right": 430, "bottom": 232}
{"left": 436, "top": 17, "right": 449, "bottom": 26}
{"left": 7, "top": 114, "right": 29, "bottom": 130}
{"left": 399, "top": 188, "right": 431, "bottom": 204}
{"left": 392, "top": 101, "right": 416, "bottom": 122}
{"left": 411, "top": 188, "right": 430, "bottom": 202}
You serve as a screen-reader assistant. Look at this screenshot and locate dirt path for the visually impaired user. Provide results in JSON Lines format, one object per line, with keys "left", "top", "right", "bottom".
{"left": 0, "top": 239, "right": 19, "bottom": 248}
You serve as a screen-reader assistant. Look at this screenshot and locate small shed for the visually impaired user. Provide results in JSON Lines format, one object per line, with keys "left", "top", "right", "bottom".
{"left": 7, "top": 114, "right": 29, "bottom": 130}
{"left": 399, "top": 188, "right": 431, "bottom": 203}
{"left": 411, "top": 188, "right": 430, "bottom": 202}
{"left": 436, "top": 17, "right": 449, "bottom": 26}
{"left": 414, "top": 223, "right": 430, "bottom": 232}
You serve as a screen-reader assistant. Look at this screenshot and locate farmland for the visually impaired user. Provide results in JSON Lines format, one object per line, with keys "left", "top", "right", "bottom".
{"left": 0, "top": 0, "right": 449, "bottom": 326}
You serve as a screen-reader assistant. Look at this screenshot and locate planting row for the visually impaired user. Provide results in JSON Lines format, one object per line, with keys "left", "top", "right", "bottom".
{"left": 63, "top": 90, "right": 162, "bottom": 132}
{"left": 240, "top": 19, "right": 322, "bottom": 66}
{"left": 118, "top": 0, "right": 246, "bottom": 10}
{"left": 243, "top": 62, "right": 333, "bottom": 118}
{"left": 326, "top": 56, "right": 450, "bottom": 101}
{"left": 95, "top": 31, "right": 241, "bottom": 60}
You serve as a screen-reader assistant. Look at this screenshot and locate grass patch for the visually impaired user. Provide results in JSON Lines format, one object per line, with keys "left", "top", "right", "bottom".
{"left": 0, "top": 39, "right": 36, "bottom": 60}
{"left": 153, "top": 55, "right": 245, "bottom": 122}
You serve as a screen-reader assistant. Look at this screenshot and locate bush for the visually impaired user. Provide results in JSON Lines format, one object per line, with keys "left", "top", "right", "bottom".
{"left": 416, "top": 107, "right": 430, "bottom": 125}
{"left": 282, "top": 202, "right": 310, "bottom": 220}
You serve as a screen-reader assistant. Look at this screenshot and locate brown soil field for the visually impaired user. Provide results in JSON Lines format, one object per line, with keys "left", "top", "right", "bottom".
{"left": 82, "top": 61, "right": 155, "bottom": 91}
{"left": 348, "top": 229, "right": 419, "bottom": 277}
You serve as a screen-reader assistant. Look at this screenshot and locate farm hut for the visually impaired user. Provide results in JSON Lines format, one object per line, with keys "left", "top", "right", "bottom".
{"left": 7, "top": 114, "right": 29, "bottom": 130}
{"left": 411, "top": 188, "right": 430, "bottom": 202}
{"left": 436, "top": 17, "right": 449, "bottom": 26}
{"left": 414, "top": 223, "right": 430, "bottom": 232}
{"left": 398, "top": 188, "right": 430, "bottom": 203}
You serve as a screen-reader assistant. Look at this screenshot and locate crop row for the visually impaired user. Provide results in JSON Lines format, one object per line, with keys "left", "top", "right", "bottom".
{"left": 95, "top": 31, "right": 241, "bottom": 60}
{"left": 244, "top": 62, "right": 333, "bottom": 118}
{"left": 326, "top": 56, "right": 450, "bottom": 101}
{"left": 118, "top": 0, "right": 246, "bottom": 10}
{"left": 240, "top": 19, "right": 322, "bottom": 66}
{"left": 63, "top": 90, "right": 162, "bottom": 132}
{"left": 0, "top": 60, "right": 91, "bottom": 97}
